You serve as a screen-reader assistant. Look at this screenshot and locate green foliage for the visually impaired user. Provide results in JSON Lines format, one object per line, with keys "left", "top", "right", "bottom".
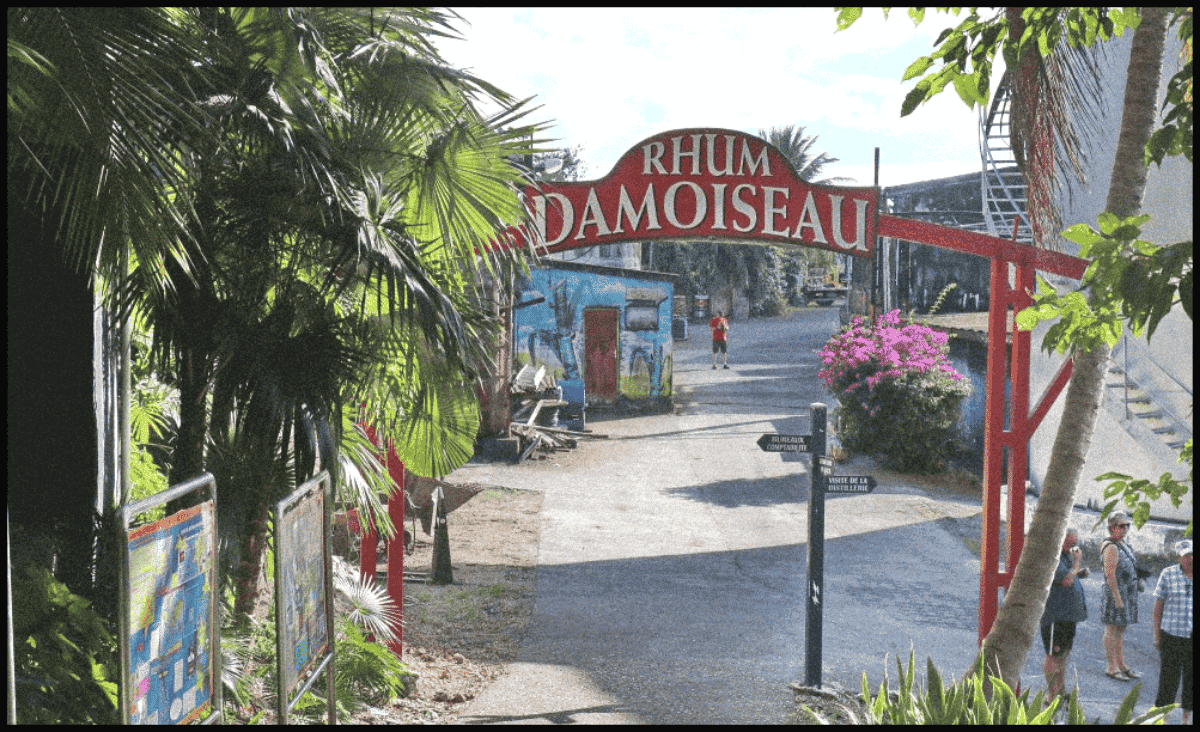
{"left": 1015, "top": 213, "right": 1192, "bottom": 351}
{"left": 835, "top": 7, "right": 1192, "bottom": 171}
{"left": 12, "top": 565, "right": 119, "bottom": 724}
{"left": 815, "top": 648, "right": 1175, "bottom": 724}
{"left": 1094, "top": 439, "right": 1193, "bottom": 537}
{"left": 1146, "top": 10, "right": 1194, "bottom": 166}
{"left": 836, "top": 7, "right": 1145, "bottom": 116}
{"left": 332, "top": 619, "right": 412, "bottom": 708}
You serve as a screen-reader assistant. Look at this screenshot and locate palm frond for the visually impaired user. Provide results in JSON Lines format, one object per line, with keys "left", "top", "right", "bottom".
{"left": 8, "top": 7, "right": 210, "bottom": 295}
{"left": 757, "top": 124, "right": 852, "bottom": 184}
{"left": 1008, "top": 11, "right": 1110, "bottom": 248}
{"left": 331, "top": 555, "right": 401, "bottom": 644}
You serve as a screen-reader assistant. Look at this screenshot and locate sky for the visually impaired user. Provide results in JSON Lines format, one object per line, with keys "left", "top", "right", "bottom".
{"left": 438, "top": 8, "right": 1003, "bottom": 188}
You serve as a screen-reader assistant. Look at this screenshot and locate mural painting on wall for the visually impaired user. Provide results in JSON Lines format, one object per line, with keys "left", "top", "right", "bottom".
{"left": 514, "top": 267, "right": 673, "bottom": 406}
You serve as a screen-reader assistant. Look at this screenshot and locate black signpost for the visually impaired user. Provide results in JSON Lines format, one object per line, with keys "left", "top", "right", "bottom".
{"left": 806, "top": 404, "right": 827, "bottom": 688}
{"left": 758, "top": 402, "right": 878, "bottom": 689}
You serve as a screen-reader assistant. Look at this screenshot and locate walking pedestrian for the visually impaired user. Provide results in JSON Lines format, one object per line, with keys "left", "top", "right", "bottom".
{"left": 1041, "top": 528, "right": 1088, "bottom": 701}
{"left": 1100, "top": 511, "right": 1141, "bottom": 681}
{"left": 709, "top": 310, "right": 730, "bottom": 369}
{"left": 1152, "top": 539, "right": 1192, "bottom": 724}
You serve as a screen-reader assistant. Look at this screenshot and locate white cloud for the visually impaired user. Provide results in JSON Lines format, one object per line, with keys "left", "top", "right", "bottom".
{"left": 441, "top": 8, "right": 988, "bottom": 185}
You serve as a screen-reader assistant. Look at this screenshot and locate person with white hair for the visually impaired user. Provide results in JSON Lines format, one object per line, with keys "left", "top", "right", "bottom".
{"left": 1040, "top": 527, "right": 1088, "bottom": 701}
{"left": 1152, "top": 539, "right": 1192, "bottom": 725}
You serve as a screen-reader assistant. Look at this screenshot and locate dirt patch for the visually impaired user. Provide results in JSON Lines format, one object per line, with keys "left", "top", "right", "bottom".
{"left": 350, "top": 485, "right": 543, "bottom": 724}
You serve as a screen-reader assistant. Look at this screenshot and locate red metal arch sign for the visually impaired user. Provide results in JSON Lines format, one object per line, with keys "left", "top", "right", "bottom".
{"left": 494, "top": 127, "right": 1089, "bottom": 647}
{"left": 502, "top": 128, "right": 879, "bottom": 256}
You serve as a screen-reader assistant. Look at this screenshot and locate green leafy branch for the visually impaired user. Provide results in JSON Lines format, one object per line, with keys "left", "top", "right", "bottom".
{"left": 1014, "top": 213, "right": 1192, "bottom": 353}
{"left": 834, "top": 7, "right": 1191, "bottom": 162}
{"left": 1093, "top": 439, "right": 1193, "bottom": 537}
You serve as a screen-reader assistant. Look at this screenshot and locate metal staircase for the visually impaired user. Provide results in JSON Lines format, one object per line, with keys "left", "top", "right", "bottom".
{"left": 1106, "top": 336, "right": 1193, "bottom": 455}
{"left": 979, "top": 73, "right": 1033, "bottom": 243}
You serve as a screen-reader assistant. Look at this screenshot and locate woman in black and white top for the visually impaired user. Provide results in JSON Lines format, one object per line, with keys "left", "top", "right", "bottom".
{"left": 1101, "top": 511, "right": 1140, "bottom": 681}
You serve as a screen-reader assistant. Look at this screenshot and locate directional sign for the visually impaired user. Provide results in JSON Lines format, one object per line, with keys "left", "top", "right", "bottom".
{"left": 823, "top": 475, "right": 877, "bottom": 493}
{"left": 816, "top": 455, "right": 835, "bottom": 471}
{"left": 757, "top": 433, "right": 810, "bottom": 453}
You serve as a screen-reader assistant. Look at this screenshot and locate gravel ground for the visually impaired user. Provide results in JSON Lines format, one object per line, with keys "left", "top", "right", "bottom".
{"left": 346, "top": 485, "right": 543, "bottom": 724}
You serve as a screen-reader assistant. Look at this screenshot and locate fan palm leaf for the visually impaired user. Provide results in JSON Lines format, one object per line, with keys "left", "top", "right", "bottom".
{"left": 8, "top": 7, "right": 210, "bottom": 296}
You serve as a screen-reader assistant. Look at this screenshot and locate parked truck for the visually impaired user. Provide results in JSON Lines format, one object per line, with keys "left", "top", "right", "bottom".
{"left": 797, "top": 267, "right": 848, "bottom": 307}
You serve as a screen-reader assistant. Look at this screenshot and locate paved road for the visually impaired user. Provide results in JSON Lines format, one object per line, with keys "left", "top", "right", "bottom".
{"left": 455, "top": 308, "right": 1181, "bottom": 724}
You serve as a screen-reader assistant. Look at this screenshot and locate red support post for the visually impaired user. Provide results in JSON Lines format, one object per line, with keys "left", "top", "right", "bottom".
{"left": 1005, "top": 264, "right": 1036, "bottom": 576}
{"left": 360, "top": 512, "right": 377, "bottom": 582}
{"left": 357, "top": 421, "right": 407, "bottom": 658}
{"left": 385, "top": 447, "right": 406, "bottom": 658}
{"left": 979, "top": 255, "right": 1010, "bottom": 643}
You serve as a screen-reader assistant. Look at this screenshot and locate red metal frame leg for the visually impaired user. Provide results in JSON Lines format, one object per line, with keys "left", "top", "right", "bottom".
{"left": 1005, "top": 265, "right": 1035, "bottom": 574}
{"left": 386, "top": 448, "right": 406, "bottom": 658}
{"left": 980, "top": 256, "right": 1009, "bottom": 645}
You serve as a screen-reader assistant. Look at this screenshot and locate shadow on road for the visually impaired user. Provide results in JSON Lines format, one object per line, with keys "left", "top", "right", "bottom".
{"left": 664, "top": 474, "right": 811, "bottom": 507}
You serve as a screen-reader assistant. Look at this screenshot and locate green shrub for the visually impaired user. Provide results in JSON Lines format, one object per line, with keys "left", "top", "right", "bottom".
{"left": 12, "top": 566, "right": 120, "bottom": 724}
{"left": 799, "top": 649, "right": 1176, "bottom": 724}
{"left": 819, "top": 309, "right": 971, "bottom": 473}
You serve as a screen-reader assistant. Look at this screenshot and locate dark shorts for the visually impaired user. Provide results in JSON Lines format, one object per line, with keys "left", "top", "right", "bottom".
{"left": 712, "top": 339, "right": 727, "bottom": 354}
{"left": 1041, "top": 620, "right": 1076, "bottom": 656}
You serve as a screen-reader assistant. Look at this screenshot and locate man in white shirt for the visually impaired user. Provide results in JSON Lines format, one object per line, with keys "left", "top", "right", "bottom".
{"left": 1152, "top": 539, "right": 1193, "bottom": 725}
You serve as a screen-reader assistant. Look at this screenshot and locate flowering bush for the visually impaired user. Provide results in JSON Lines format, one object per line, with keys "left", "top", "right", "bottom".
{"left": 818, "top": 309, "right": 971, "bottom": 473}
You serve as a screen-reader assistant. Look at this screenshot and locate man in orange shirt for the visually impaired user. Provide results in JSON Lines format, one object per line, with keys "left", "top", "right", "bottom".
{"left": 709, "top": 310, "right": 730, "bottom": 369}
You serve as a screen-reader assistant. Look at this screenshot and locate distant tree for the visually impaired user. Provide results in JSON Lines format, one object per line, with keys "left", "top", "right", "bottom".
{"left": 758, "top": 124, "right": 852, "bottom": 185}
{"left": 533, "top": 144, "right": 588, "bottom": 182}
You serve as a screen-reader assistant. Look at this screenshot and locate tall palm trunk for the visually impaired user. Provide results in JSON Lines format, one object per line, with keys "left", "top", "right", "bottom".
{"left": 975, "top": 7, "right": 1171, "bottom": 689}
{"left": 233, "top": 499, "right": 272, "bottom": 616}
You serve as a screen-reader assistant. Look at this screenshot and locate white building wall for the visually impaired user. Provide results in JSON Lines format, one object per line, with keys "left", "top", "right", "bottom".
{"left": 546, "top": 242, "right": 642, "bottom": 270}
{"left": 1028, "top": 28, "right": 1192, "bottom": 522}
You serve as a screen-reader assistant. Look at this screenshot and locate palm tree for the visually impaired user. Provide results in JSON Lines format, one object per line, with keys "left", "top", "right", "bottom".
{"left": 975, "top": 7, "right": 1173, "bottom": 688}
{"left": 125, "top": 8, "right": 541, "bottom": 614}
{"left": 758, "top": 124, "right": 852, "bottom": 185}
{"left": 9, "top": 7, "right": 213, "bottom": 599}
{"left": 9, "top": 8, "right": 542, "bottom": 614}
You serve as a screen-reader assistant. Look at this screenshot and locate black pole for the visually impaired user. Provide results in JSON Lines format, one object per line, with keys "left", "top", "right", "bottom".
{"left": 806, "top": 403, "right": 827, "bottom": 687}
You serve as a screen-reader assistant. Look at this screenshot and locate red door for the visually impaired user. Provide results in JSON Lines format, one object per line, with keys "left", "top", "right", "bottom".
{"left": 584, "top": 308, "right": 619, "bottom": 402}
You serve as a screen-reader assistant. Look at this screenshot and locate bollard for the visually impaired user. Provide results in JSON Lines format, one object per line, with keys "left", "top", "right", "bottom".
{"left": 431, "top": 486, "right": 453, "bottom": 585}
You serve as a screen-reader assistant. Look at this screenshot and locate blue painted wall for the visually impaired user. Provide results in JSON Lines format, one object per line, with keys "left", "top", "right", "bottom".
{"left": 514, "top": 264, "right": 673, "bottom": 407}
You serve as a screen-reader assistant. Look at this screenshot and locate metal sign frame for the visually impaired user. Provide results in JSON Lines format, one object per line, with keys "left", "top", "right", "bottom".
{"left": 119, "top": 473, "right": 221, "bottom": 724}
{"left": 274, "top": 471, "right": 336, "bottom": 726}
{"left": 498, "top": 128, "right": 1090, "bottom": 646}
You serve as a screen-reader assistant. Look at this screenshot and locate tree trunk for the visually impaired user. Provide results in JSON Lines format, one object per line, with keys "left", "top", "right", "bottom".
{"left": 975, "top": 7, "right": 1170, "bottom": 689}
{"left": 8, "top": 184, "right": 102, "bottom": 600}
{"left": 233, "top": 499, "right": 272, "bottom": 617}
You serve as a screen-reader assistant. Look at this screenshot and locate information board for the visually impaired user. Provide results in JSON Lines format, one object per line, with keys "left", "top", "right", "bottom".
{"left": 125, "top": 497, "right": 216, "bottom": 724}
{"left": 274, "top": 472, "right": 336, "bottom": 724}
{"left": 277, "top": 477, "right": 330, "bottom": 694}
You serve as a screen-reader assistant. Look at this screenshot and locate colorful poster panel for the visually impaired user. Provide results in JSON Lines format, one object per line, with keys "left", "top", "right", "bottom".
{"left": 126, "top": 502, "right": 215, "bottom": 724}
{"left": 277, "top": 482, "right": 330, "bottom": 696}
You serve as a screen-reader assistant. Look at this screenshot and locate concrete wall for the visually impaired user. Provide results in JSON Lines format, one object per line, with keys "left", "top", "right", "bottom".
{"left": 1027, "top": 29, "right": 1192, "bottom": 522}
